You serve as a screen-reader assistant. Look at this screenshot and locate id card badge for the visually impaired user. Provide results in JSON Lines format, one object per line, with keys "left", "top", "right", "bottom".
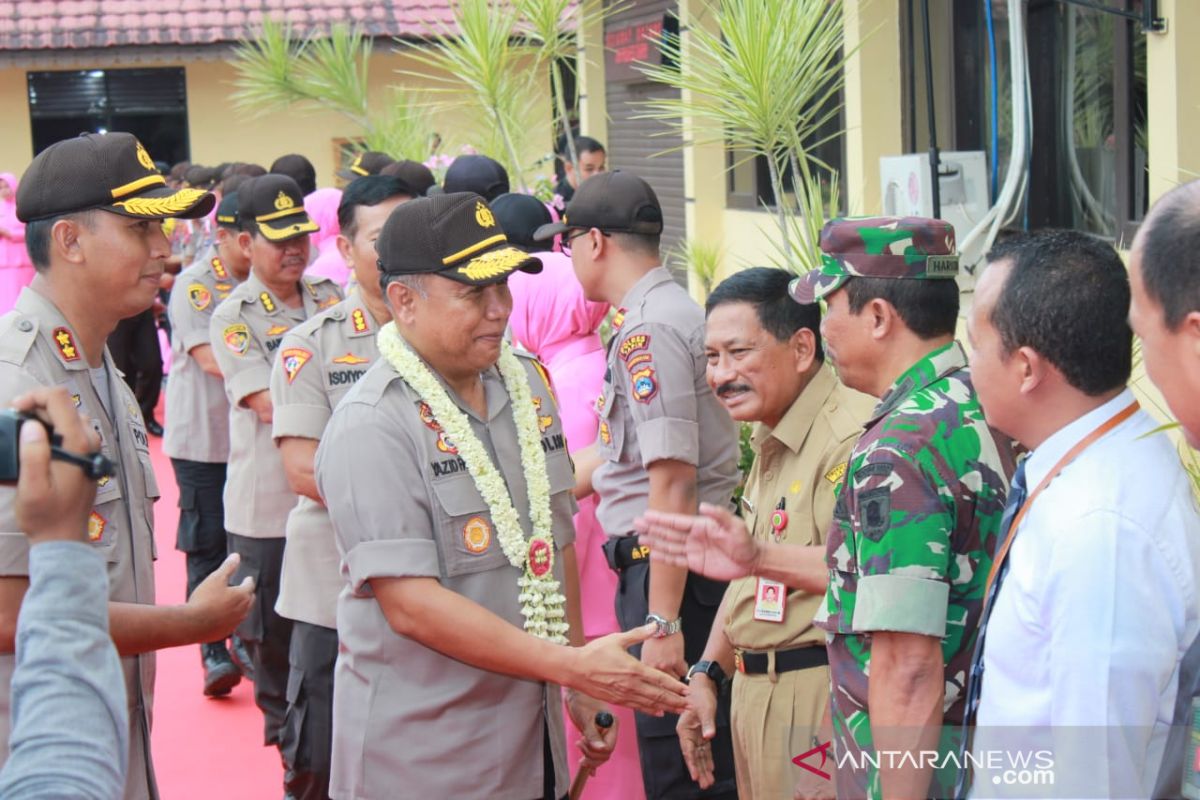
{"left": 753, "top": 578, "right": 786, "bottom": 623}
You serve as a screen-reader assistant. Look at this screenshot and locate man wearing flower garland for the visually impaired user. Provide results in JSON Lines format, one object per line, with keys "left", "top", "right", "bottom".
{"left": 314, "top": 192, "right": 690, "bottom": 800}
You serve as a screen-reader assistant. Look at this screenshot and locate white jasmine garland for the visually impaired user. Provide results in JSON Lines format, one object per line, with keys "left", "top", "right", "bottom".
{"left": 377, "top": 322, "right": 569, "bottom": 644}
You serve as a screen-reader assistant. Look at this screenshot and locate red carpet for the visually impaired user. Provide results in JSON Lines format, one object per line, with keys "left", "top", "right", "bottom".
{"left": 147, "top": 425, "right": 284, "bottom": 798}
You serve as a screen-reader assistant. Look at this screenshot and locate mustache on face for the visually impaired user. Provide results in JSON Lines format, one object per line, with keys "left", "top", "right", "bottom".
{"left": 716, "top": 383, "right": 752, "bottom": 398}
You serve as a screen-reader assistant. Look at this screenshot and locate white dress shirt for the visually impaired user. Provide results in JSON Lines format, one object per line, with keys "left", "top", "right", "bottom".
{"left": 973, "top": 389, "right": 1200, "bottom": 798}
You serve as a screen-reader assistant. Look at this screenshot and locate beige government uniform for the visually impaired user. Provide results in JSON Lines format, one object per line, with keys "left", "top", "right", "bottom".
{"left": 314, "top": 347, "right": 577, "bottom": 800}
{"left": 724, "top": 363, "right": 873, "bottom": 799}
{"left": 0, "top": 288, "right": 160, "bottom": 800}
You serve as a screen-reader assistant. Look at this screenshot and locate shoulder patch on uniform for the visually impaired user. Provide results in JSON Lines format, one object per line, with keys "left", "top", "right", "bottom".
{"left": 332, "top": 352, "right": 369, "bottom": 365}
{"left": 530, "top": 359, "right": 558, "bottom": 408}
{"left": 223, "top": 324, "right": 250, "bottom": 356}
{"left": 853, "top": 462, "right": 893, "bottom": 481}
{"left": 210, "top": 257, "right": 228, "bottom": 280}
{"left": 260, "top": 292, "right": 276, "bottom": 313}
{"left": 625, "top": 352, "right": 653, "bottom": 372}
{"left": 52, "top": 327, "right": 80, "bottom": 362}
{"left": 281, "top": 348, "right": 312, "bottom": 384}
{"left": 618, "top": 334, "right": 650, "bottom": 362}
{"left": 187, "top": 283, "right": 212, "bottom": 311}
{"left": 87, "top": 510, "right": 106, "bottom": 542}
{"left": 824, "top": 461, "right": 849, "bottom": 485}
{"left": 351, "top": 308, "right": 369, "bottom": 334}
{"left": 858, "top": 486, "right": 892, "bottom": 541}
{"left": 630, "top": 365, "right": 658, "bottom": 403}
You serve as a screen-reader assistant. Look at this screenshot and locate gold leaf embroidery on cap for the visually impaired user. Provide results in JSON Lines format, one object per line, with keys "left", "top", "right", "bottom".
{"left": 475, "top": 200, "right": 496, "bottom": 228}
{"left": 274, "top": 191, "right": 296, "bottom": 211}
{"left": 112, "top": 188, "right": 206, "bottom": 217}
{"left": 135, "top": 141, "right": 155, "bottom": 171}
{"left": 455, "top": 248, "right": 526, "bottom": 281}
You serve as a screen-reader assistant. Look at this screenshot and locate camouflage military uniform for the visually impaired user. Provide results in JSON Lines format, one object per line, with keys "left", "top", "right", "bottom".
{"left": 812, "top": 343, "right": 1012, "bottom": 798}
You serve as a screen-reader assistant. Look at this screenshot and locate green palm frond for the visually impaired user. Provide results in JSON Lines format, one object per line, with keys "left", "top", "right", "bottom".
{"left": 667, "top": 238, "right": 725, "bottom": 294}
{"left": 231, "top": 18, "right": 311, "bottom": 117}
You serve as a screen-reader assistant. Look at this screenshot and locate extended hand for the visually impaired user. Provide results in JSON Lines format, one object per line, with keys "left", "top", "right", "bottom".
{"left": 565, "top": 689, "right": 618, "bottom": 771}
{"left": 635, "top": 502, "right": 761, "bottom": 582}
{"left": 185, "top": 553, "right": 255, "bottom": 643}
{"left": 641, "top": 630, "right": 687, "bottom": 679}
{"left": 678, "top": 675, "right": 718, "bottom": 789}
{"left": 566, "top": 623, "right": 688, "bottom": 717}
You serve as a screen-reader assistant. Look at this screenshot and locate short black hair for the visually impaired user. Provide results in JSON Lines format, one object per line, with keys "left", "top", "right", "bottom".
{"left": 609, "top": 231, "right": 660, "bottom": 258}
{"left": 337, "top": 176, "right": 413, "bottom": 240}
{"left": 1136, "top": 182, "right": 1200, "bottom": 329}
{"left": 985, "top": 229, "right": 1131, "bottom": 395}
{"left": 557, "top": 134, "right": 605, "bottom": 162}
{"left": 705, "top": 267, "right": 824, "bottom": 362}
{"left": 25, "top": 211, "right": 95, "bottom": 272}
{"left": 844, "top": 276, "right": 959, "bottom": 339}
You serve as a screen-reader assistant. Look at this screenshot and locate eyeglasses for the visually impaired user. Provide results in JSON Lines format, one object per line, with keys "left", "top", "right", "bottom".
{"left": 562, "top": 228, "right": 610, "bottom": 255}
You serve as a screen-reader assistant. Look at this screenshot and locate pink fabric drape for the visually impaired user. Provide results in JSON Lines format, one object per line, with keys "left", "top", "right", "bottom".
{"left": 0, "top": 172, "right": 33, "bottom": 313}
{"left": 304, "top": 188, "right": 349, "bottom": 288}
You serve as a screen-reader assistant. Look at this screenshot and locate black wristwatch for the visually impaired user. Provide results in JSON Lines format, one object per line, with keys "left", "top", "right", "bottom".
{"left": 685, "top": 659, "right": 727, "bottom": 686}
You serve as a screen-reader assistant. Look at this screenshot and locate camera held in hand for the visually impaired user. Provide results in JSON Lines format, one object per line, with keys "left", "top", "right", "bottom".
{"left": 0, "top": 409, "right": 115, "bottom": 483}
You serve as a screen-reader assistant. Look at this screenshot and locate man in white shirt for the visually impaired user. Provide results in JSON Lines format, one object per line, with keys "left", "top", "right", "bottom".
{"left": 964, "top": 228, "right": 1200, "bottom": 797}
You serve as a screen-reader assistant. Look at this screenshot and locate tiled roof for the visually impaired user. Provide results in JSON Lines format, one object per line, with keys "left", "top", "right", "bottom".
{"left": 0, "top": 1, "right": 459, "bottom": 52}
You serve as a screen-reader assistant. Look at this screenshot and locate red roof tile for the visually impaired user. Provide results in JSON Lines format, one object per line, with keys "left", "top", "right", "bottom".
{"left": 0, "top": 1, "right": 460, "bottom": 51}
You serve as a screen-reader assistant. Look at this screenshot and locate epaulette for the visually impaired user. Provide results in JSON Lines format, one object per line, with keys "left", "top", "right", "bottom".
{"left": 0, "top": 313, "right": 40, "bottom": 365}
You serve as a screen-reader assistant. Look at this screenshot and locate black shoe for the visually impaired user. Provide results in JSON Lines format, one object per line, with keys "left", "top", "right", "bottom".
{"left": 146, "top": 419, "right": 164, "bottom": 437}
{"left": 202, "top": 643, "right": 241, "bottom": 697}
{"left": 229, "top": 635, "right": 256, "bottom": 683}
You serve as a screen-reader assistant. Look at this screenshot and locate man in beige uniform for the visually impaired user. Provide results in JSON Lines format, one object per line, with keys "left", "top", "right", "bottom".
{"left": 209, "top": 173, "right": 342, "bottom": 754}
{"left": 270, "top": 175, "right": 413, "bottom": 800}
{"left": 0, "top": 131, "right": 254, "bottom": 800}
{"left": 164, "top": 190, "right": 252, "bottom": 696}
{"left": 656, "top": 267, "right": 873, "bottom": 798}
{"left": 315, "top": 192, "right": 690, "bottom": 800}
{"left": 535, "top": 172, "right": 741, "bottom": 799}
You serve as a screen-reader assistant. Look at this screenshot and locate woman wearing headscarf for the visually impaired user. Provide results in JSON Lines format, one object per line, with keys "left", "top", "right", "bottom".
{"left": 0, "top": 172, "right": 33, "bottom": 313}
{"left": 303, "top": 186, "right": 348, "bottom": 287}
{"left": 494, "top": 192, "right": 647, "bottom": 800}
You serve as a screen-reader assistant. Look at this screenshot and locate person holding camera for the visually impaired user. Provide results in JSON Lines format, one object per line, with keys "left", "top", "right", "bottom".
{"left": 0, "top": 132, "right": 256, "bottom": 800}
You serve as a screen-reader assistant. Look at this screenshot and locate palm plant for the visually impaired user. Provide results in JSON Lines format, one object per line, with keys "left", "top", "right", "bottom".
{"left": 636, "top": 0, "right": 850, "bottom": 273}
{"left": 668, "top": 238, "right": 725, "bottom": 294}
{"left": 230, "top": 19, "right": 433, "bottom": 160}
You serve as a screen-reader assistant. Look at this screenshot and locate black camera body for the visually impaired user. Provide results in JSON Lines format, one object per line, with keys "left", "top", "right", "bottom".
{"left": 0, "top": 410, "right": 42, "bottom": 483}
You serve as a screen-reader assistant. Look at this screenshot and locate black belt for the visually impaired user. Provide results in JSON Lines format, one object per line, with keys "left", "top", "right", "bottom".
{"left": 602, "top": 535, "right": 650, "bottom": 571}
{"left": 735, "top": 645, "right": 828, "bottom": 675}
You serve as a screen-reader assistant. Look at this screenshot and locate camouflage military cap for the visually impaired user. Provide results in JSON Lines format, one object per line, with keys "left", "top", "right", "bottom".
{"left": 788, "top": 216, "right": 959, "bottom": 304}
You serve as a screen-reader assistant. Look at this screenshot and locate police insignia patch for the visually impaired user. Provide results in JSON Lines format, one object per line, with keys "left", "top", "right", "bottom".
{"left": 825, "top": 462, "right": 849, "bottom": 485}
{"left": 332, "top": 352, "right": 369, "bottom": 365}
{"left": 463, "top": 516, "right": 491, "bottom": 554}
{"left": 858, "top": 486, "right": 892, "bottom": 541}
{"left": 260, "top": 292, "right": 276, "bottom": 313}
{"left": 351, "top": 309, "right": 369, "bottom": 333}
{"left": 625, "top": 353, "right": 653, "bottom": 372}
{"left": 618, "top": 334, "right": 650, "bottom": 361}
{"left": 87, "top": 511, "right": 106, "bottom": 542}
{"left": 52, "top": 327, "right": 80, "bottom": 362}
{"left": 418, "top": 402, "right": 458, "bottom": 454}
{"left": 532, "top": 396, "right": 553, "bottom": 432}
{"left": 599, "top": 420, "right": 611, "bottom": 445}
{"left": 187, "top": 283, "right": 212, "bottom": 311}
{"left": 631, "top": 366, "right": 658, "bottom": 403}
{"left": 223, "top": 324, "right": 250, "bottom": 356}
{"left": 281, "top": 348, "right": 312, "bottom": 384}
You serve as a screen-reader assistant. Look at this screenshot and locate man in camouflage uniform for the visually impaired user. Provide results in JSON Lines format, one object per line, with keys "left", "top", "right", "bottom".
{"left": 790, "top": 217, "right": 1013, "bottom": 799}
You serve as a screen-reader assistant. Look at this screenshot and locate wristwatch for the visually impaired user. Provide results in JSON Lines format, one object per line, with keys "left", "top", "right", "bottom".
{"left": 685, "top": 659, "right": 727, "bottom": 686}
{"left": 645, "top": 613, "right": 682, "bottom": 638}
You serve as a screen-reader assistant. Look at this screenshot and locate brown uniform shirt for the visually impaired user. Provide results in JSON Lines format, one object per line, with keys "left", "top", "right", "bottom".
{"left": 270, "top": 296, "right": 379, "bottom": 629}
{"left": 724, "top": 364, "right": 874, "bottom": 652}
{"left": 0, "top": 288, "right": 160, "bottom": 800}
{"left": 593, "top": 267, "right": 740, "bottom": 536}
{"left": 209, "top": 271, "right": 342, "bottom": 538}
{"left": 163, "top": 247, "right": 240, "bottom": 463}
{"left": 315, "top": 346, "right": 576, "bottom": 800}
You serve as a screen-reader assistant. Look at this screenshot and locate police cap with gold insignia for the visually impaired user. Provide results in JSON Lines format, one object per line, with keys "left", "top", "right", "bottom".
{"left": 239, "top": 174, "right": 319, "bottom": 242}
{"left": 532, "top": 170, "right": 663, "bottom": 241}
{"left": 214, "top": 190, "right": 241, "bottom": 230}
{"left": 376, "top": 192, "right": 542, "bottom": 287}
{"left": 337, "top": 150, "right": 395, "bottom": 181}
{"left": 16, "top": 132, "right": 215, "bottom": 222}
{"left": 788, "top": 216, "right": 959, "bottom": 304}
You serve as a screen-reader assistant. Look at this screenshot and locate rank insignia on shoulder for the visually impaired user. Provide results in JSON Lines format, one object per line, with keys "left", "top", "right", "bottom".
{"left": 52, "top": 327, "right": 80, "bottom": 362}
{"left": 223, "top": 323, "right": 250, "bottom": 356}
{"left": 260, "top": 292, "right": 276, "bottom": 313}
{"left": 281, "top": 348, "right": 312, "bottom": 384}
{"left": 631, "top": 366, "right": 658, "bottom": 403}
{"left": 824, "top": 462, "right": 848, "bottom": 485}
{"left": 618, "top": 334, "right": 650, "bottom": 362}
{"left": 532, "top": 360, "right": 558, "bottom": 407}
{"left": 211, "top": 257, "right": 228, "bottom": 279}
{"left": 87, "top": 511, "right": 106, "bottom": 542}
{"left": 463, "top": 516, "right": 492, "bottom": 554}
{"left": 332, "top": 352, "right": 369, "bottom": 366}
{"left": 532, "top": 396, "right": 553, "bottom": 432}
{"left": 265, "top": 324, "right": 290, "bottom": 336}
{"left": 187, "top": 283, "right": 212, "bottom": 311}
{"left": 611, "top": 308, "right": 626, "bottom": 332}
{"left": 599, "top": 420, "right": 612, "bottom": 445}
{"left": 351, "top": 308, "right": 369, "bottom": 333}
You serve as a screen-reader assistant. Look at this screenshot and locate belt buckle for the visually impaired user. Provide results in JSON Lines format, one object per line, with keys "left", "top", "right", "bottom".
{"left": 734, "top": 650, "right": 745, "bottom": 673}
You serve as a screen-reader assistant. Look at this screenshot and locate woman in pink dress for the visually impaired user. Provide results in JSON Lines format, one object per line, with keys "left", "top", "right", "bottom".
{"left": 496, "top": 192, "right": 646, "bottom": 800}
{"left": 0, "top": 172, "right": 33, "bottom": 313}
{"left": 303, "top": 186, "right": 348, "bottom": 288}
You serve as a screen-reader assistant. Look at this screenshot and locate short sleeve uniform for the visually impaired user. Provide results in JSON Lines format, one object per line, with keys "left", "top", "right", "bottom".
{"left": 209, "top": 271, "right": 342, "bottom": 537}
{"left": 0, "top": 288, "right": 161, "bottom": 800}
{"left": 271, "top": 297, "right": 378, "bottom": 629}
{"left": 315, "top": 347, "right": 577, "bottom": 800}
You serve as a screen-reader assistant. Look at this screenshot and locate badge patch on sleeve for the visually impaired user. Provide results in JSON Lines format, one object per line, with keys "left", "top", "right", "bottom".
{"left": 223, "top": 324, "right": 250, "bottom": 356}
{"left": 53, "top": 327, "right": 80, "bottom": 362}
{"left": 88, "top": 511, "right": 106, "bottom": 542}
{"left": 625, "top": 352, "right": 653, "bottom": 372}
{"left": 824, "top": 461, "right": 849, "bottom": 485}
{"left": 618, "top": 334, "right": 650, "bottom": 362}
{"left": 281, "top": 348, "right": 312, "bottom": 384}
{"left": 858, "top": 486, "right": 892, "bottom": 541}
{"left": 631, "top": 366, "right": 658, "bottom": 403}
{"left": 187, "top": 283, "right": 212, "bottom": 311}
{"left": 463, "top": 516, "right": 492, "bottom": 554}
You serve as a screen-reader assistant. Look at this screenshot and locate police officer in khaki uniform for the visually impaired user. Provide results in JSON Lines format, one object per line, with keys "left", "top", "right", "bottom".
{"left": 314, "top": 192, "right": 690, "bottom": 800}
{"left": 164, "top": 191, "right": 252, "bottom": 696}
{"left": 269, "top": 175, "right": 413, "bottom": 800}
{"left": 209, "top": 174, "right": 342, "bottom": 755}
{"left": 638, "top": 268, "right": 874, "bottom": 798}
{"left": 535, "top": 172, "right": 741, "bottom": 800}
{"left": 0, "top": 131, "right": 254, "bottom": 800}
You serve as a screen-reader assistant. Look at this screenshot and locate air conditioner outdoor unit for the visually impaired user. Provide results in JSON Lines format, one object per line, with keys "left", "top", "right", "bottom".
{"left": 880, "top": 151, "right": 990, "bottom": 249}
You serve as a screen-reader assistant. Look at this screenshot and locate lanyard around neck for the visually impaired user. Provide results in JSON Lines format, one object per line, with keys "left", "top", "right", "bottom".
{"left": 984, "top": 400, "right": 1140, "bottom": 599}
